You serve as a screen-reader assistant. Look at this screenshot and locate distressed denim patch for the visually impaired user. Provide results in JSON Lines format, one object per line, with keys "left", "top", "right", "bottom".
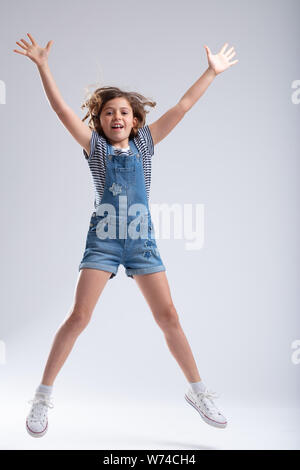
{"left": 109, "top": 182, "right": 123, "bottom": 196}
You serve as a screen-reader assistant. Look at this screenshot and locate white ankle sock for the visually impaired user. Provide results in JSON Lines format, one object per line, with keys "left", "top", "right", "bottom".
{"left": 189, "top": 380, "right": 206, "bottom": 394}
{"left": 36, "top": 383, "right": 53, "bottom": 396}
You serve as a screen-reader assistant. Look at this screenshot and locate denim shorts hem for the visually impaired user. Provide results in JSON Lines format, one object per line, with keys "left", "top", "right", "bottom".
{"left": 125, "top": 265, "right": 166, "bottom": 279}
{"left": 79, "top": 262, "right": 118, "bottom": 278}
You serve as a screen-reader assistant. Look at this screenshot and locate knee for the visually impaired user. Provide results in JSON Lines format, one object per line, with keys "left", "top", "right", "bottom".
{"left": 66, "top": 306, "right": 92, "bottom": 330}
{"left": 155, "top": 304, "right": 179, "bottom": 329}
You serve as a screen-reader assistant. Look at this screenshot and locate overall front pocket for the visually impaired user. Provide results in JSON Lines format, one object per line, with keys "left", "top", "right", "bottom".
{"left": 115, "top": 167, "right": 136, "bottom": 186}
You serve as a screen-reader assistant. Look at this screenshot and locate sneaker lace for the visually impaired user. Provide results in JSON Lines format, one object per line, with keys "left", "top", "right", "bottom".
{"left": 196, "top": 389, "right": 219, "bottom": 401}
{"left": 27, "top": 397, "right": 54, "bottom": 421}
{"left": 196, "top": 389, "right": 222, "bottom": 414}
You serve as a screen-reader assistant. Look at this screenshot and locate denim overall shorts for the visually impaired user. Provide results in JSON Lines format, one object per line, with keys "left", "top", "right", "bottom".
{"left": 78, "top": 137, "right": 166, "bottom": 280}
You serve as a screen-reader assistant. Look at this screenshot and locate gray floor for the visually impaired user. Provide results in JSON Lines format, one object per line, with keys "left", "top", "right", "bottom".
{"left": 1, "top": 390, "right": 300, "bottom": 450}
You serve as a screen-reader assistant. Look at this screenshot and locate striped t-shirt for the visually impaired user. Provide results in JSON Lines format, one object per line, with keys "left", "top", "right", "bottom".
{"left": 83, "top": 125, "right": 154, "bottom": 209}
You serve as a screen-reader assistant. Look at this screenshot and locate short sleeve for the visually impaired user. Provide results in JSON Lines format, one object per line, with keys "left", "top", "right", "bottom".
{"left": 137, "top": 125, "right": 154, "bottom": 157}
{"left": 83, "top": 129, "right": 99, "bottom": 161}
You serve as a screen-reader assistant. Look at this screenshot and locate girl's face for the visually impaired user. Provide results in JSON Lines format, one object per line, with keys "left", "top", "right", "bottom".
{"left": 100, "top": 97, "right": 138, "bottom": 146}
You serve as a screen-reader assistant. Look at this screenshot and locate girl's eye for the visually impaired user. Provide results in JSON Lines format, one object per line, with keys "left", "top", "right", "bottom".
{"left": 106, "top": 111, "right": 128, "bottom": 115}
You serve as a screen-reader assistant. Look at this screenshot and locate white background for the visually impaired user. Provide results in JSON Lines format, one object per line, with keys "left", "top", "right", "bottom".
{"left": 0, "top": 0, "right": 299, "bottom": 449}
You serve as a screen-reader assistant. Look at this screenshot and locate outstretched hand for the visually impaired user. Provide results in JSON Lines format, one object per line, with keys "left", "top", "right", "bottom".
{"left": 13, "top": 33, "right": 53, "bottom": 67}
{"left": 204, "top": 43, "right": 238, "bottom": 76}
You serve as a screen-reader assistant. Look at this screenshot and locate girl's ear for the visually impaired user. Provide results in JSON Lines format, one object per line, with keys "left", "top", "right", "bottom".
{"left": 132, "top": 116, "right": 139, "bottom": 130}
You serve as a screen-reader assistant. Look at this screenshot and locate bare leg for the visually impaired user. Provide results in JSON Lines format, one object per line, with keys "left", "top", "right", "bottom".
{"left": 40, "top": 268, "right": 112, "bottom": 386}
{"left": 133, "top": 271, "right": 201, "bottom": 383}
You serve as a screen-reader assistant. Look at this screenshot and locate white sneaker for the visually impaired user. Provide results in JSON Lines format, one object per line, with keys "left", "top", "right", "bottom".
{"left": 26, "top": 392, "right": 54, "bottom": 438}
{"left": 184, "top": 386, "right": 227, "bottom": 428}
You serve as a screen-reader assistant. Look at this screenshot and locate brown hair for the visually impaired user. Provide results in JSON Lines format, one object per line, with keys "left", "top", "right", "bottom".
{"left": 81, "top": 86, "right": 156, "bottom": 139}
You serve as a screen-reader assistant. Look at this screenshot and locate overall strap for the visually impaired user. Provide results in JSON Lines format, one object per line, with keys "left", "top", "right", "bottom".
{"left": 106, "top": 141, "right": 114, "bottom": 156}
{"left": 129, "top": 138, "right": 139, "bottom": 156}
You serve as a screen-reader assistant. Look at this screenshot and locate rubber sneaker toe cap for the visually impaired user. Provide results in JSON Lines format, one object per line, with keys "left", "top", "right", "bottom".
{"left": 26, "top": 418, "right": 48, "bottom": 437}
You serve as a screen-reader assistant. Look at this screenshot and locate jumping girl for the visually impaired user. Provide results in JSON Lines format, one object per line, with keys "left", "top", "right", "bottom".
{"left": 13, "top": 33, "right": 238, "bottom": 438}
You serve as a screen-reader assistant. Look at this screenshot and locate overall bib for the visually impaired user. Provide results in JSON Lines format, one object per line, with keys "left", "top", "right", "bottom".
{"left": 78, "top": 137, "right": 166, "bottom": 280}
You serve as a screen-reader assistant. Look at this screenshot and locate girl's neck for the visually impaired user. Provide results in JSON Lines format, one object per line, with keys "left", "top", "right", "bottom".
{"left": 109, "top": 137, "right": 130, "bottom": 150}
{"left": 113, "top": 144, "right": 129, "bottom": 149}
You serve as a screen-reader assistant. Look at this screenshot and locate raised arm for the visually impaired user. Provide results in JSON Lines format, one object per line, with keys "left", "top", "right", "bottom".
{"left": 13, "top": 33, "right": 92, "bottom": 155}
{"left": 149, "top": 43, "right": 238, "bottom": 146}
